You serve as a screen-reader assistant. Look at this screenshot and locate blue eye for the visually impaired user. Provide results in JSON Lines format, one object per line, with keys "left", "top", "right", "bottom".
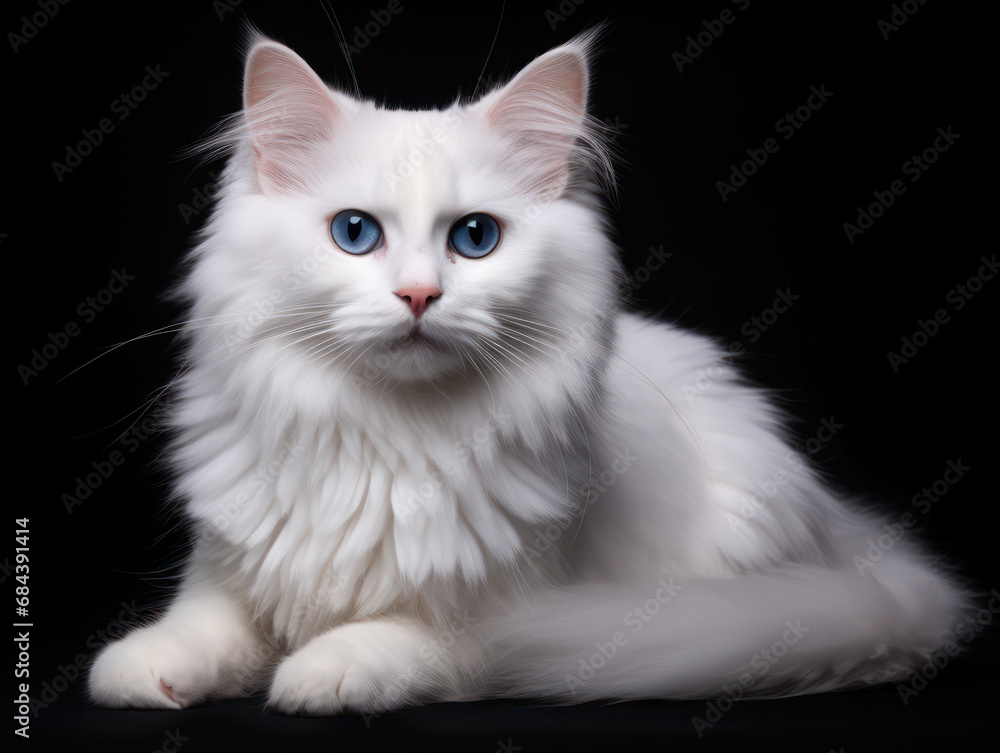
{"left": 331, "top": 209, "right": 382, "bottom": 255}
{"left": 449, "top": 213, "right": 501, "bottom": 259}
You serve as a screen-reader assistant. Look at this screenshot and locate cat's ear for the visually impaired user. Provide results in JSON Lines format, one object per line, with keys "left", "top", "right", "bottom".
{"left": 476, "top": 34, "right": 597, "bottom": 199}
{"left": 242, "top": 39, "right": 345, "bottom": 195}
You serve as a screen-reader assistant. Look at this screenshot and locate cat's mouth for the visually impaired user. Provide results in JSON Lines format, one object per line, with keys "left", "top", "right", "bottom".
{"left": 396, "top": 327, "right": 442, "bottom": 350}
{"left": 354, "top": 324, "right": 465, "bottom": 384}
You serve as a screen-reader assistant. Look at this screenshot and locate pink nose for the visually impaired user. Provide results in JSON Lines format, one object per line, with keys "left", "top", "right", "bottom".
{"left": 394, "top": 285, "right": 441, "bottom": 318}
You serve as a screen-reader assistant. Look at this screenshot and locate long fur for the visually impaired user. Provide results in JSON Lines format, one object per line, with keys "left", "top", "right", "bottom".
{"left": 88, "top": 32, "right": 969, "bottom": 714}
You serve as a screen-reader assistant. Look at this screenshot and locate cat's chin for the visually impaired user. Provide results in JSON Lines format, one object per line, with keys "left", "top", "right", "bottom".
{"left": 351, "top": 331, "right": 468, "bottom": 387}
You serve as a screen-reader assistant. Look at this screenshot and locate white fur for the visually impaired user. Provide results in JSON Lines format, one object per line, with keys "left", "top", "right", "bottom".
{"left": 88, "top": 33, "right": 968, "bottom": 714}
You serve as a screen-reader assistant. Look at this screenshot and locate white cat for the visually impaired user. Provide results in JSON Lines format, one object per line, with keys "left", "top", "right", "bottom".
{"left": 88, "top": 31, "right": 967, "bottom": 714}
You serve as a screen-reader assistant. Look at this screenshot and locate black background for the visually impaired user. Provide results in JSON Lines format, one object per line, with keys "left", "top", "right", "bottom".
{"left": 7, "top": 0, "right": 997, "bottom": 750}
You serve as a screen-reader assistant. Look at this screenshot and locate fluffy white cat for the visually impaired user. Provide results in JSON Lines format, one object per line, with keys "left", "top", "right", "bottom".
{"left": 88, "top": 31, "right": 967, "bottom": 714}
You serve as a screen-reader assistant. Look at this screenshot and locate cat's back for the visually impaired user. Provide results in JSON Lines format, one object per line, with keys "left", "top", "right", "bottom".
{"left": 584, "top": 311, "right": 839, "bottom": 577}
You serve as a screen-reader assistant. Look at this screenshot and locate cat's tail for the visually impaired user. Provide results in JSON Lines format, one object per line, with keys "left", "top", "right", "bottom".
{"left": 481, "top": 544, "right": 971, "bottom": 702}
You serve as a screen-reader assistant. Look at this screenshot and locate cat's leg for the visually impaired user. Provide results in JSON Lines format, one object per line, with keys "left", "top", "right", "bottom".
{"left": 268, "top": 616, "right": 471, "bottom": 715}
{"left": 88, "top": 569, "right": 271, "bottom": 709}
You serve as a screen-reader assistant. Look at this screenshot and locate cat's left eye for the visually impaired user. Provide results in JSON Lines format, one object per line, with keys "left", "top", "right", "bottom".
{"left": 449, "top": 213, "right": 501, "bottom": 259}
{"left": 330, "top": 209, "right": 383, "bottom": 255}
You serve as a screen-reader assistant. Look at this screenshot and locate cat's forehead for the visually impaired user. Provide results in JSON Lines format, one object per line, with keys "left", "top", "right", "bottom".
{"left": 336, "top": 104, "right": 508, "bottom": 225}
{"left": 372, "top": 106, "right": 475, "bottom": 174}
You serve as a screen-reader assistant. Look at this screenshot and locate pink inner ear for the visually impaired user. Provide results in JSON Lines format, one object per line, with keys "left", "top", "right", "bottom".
{"left": 483, "top": 47, "right": 590, "bottom": 198}
{"left": 243, "top": 42, "right": 343, "bottom": 196}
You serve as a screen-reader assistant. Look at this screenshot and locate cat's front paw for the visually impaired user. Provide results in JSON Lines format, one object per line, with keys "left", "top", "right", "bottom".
{"left": 89, "top": 628, "right": 224, "bottom": 709}
{"left": 268, "top": 621, "right": 454, "bottom": 715}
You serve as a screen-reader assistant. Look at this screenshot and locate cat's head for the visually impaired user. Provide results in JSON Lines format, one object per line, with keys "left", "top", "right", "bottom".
{"left": 186, "top": 31, "right": 620, "bottom": 401}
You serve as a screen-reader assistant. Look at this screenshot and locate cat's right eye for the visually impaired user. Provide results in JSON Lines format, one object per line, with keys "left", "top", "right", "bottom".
{"left": 330, "top": 210, "right": 383, "bottom": 255}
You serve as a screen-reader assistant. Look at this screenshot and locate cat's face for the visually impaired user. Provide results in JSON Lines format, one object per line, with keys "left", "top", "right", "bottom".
{"left": 194, "top": 34, "right": 617, "bottom": 393}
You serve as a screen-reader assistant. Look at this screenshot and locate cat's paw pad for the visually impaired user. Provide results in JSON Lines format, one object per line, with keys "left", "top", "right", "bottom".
{"left": 88, "top": 629, "right": 220, "bottom": 709}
